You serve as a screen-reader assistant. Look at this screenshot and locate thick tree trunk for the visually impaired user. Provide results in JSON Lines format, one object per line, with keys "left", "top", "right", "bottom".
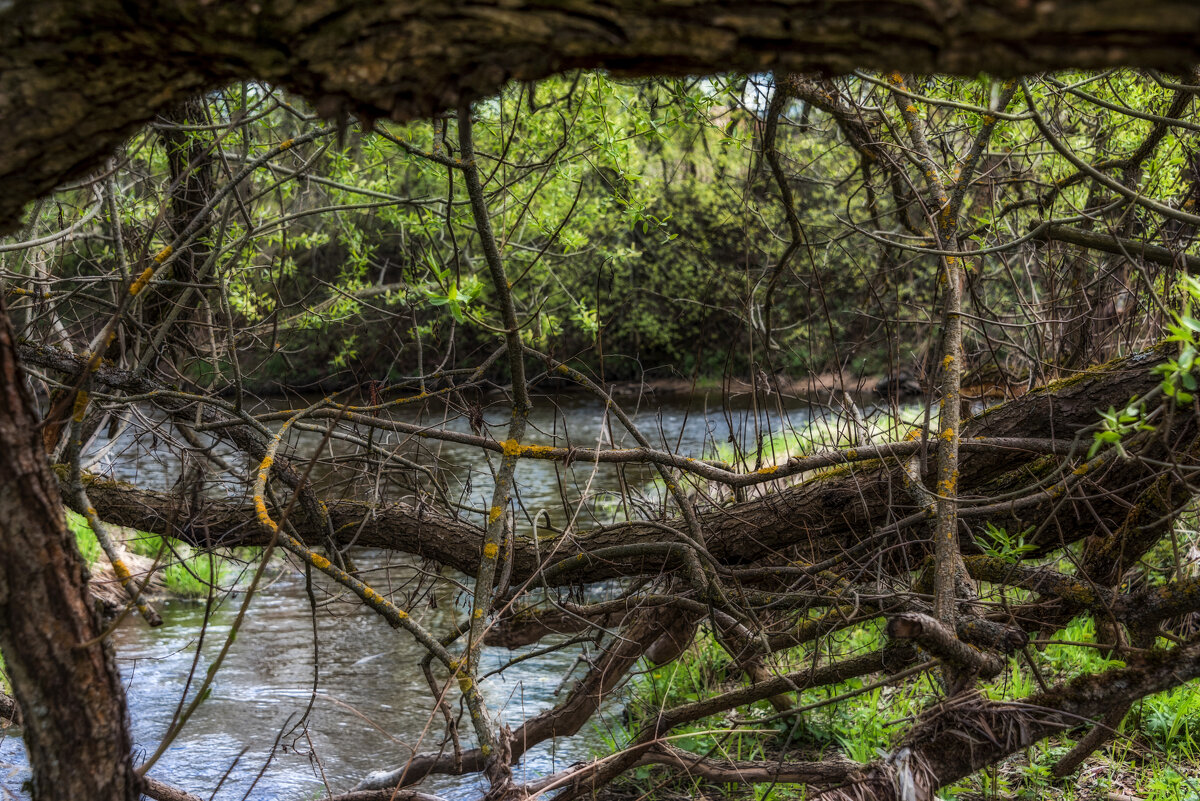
{"left": 6, "top": 1, "right": 1200, "bottom": 233}
{"left": 0, "top": 296, "right": 138, "bottom": 800}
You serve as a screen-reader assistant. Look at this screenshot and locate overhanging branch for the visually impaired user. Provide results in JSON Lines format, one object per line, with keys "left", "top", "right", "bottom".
{"left": 1032, "top": 222, "right": 1200, "bottom": 272}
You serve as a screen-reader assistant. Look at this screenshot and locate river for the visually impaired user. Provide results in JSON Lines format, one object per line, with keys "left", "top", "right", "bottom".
{"left": 0, "top": 386, "right": 894, "bottom": 800}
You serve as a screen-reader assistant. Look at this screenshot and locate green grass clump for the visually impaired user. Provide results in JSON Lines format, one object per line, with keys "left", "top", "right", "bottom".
{"left": 611, "top": 612, "right": 1200, "bottom": 801}
{"left": 124, "top": 531, "right": 236, "bottom": 598}
{"left": 67, "top": 511, "right": 242, "bottom": 599}
{"left": 1140, "top": 686, "right": 1200, "bottom": 759}
{"left": 67, "top": 509, "right": 102, "bottom": 565}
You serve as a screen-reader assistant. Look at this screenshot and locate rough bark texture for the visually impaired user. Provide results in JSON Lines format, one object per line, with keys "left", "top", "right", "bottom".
{"left": 0, "top": 690, "right": 20, "bottom": 727}
{"left": 0, "top": 296, "right": 138, "bottom": 800}
{"left": 6, "top": 1, "right": 1200, "bottom": 233}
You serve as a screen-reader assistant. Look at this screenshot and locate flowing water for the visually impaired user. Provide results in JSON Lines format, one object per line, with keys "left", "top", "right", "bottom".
{"left": 0, "top": 387, "right": 890, "bottom": 800}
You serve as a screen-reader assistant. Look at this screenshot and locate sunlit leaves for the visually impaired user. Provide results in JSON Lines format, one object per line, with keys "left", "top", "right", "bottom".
{"left": 1154, "top": 275, "right": 1200, "bottom": 405}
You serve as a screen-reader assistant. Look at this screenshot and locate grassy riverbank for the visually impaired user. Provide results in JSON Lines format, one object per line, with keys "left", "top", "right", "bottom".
{"left": 68, "top": 510, "right": 241, "bottom": 599}
{"left": 613, "top": 409, "right": 1200, "bottom": 801}
{"left": 612, "top": 604, "right": 1200, "bottom": 801}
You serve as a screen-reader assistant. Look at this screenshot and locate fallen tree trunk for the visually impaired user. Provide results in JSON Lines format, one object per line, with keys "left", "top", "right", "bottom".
{"left": 536, "top": 629, "right": 1200, "bottom": 801}
{"left": 64, "top": 344, "right": 1177, "bottom": 585}
{"left": 22, "top": 324, "right": 1200, "bottom": 800}
{"left": 835, "top": 633, "right": 1200, "bottom": 800}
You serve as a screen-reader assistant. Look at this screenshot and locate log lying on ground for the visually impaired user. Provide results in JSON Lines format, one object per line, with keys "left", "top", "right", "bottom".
{"left": 632, "top": 744, "right": 860, "bottom": 787}
{"left": 65, "top": 345, "right": 1178, "bottom": 586}
{"left": 359, "top": 640, "right": 919, "bottom": 793}
{"left": 833, "top": 634, "right": 1200, "bottom": 800}
{"left": 371, "top": 596, "right": 1200, "bottom": 799}
{"left": 541, "top": 632, "right": 1200, "bottom": 801}
{"left": 54, "top": 335, "right": 1200, "bottom": 799}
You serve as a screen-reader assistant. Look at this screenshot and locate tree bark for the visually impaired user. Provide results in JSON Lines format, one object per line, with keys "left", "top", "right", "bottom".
{"left": 7, "top": 1, "right": 1200, "bottom": 233}
{"left": 843, "top": 636, "right": 1200, "bottom": 800}
{"left": 0, "top": 295, "right": 138, "bottom": 800}
{"left": 0, "top": 689, "right": 20, "bottom": 727}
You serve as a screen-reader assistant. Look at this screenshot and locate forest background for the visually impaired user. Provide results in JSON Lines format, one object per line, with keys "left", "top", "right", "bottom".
{"left": 16, "top": 71, "right": 1157, "bottom": 396}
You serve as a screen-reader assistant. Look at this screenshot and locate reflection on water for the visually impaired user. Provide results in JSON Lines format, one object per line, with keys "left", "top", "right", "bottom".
{"left": 2, "top": 560, "right": 629, "bottom": 800}
{"left": 0, "top": 389, "right": 893, "bottom": 799}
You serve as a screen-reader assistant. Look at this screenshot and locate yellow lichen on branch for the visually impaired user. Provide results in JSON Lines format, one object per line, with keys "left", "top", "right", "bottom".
{"left": 129, "top": 266, "right": 155, "bottom": 296}
{"left": 253, "top": 495, "right": 278, "bottom": 533}
{"left": 71, "top": 391, "right": 89, "bottom": 422}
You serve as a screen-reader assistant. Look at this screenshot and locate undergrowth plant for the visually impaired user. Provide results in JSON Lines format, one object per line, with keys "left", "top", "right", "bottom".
{"left": 68, "top": 510, "right": 242, "bottom": 599}
{"left": 613, "top": 608, "right": 1200, "bottom": 801}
